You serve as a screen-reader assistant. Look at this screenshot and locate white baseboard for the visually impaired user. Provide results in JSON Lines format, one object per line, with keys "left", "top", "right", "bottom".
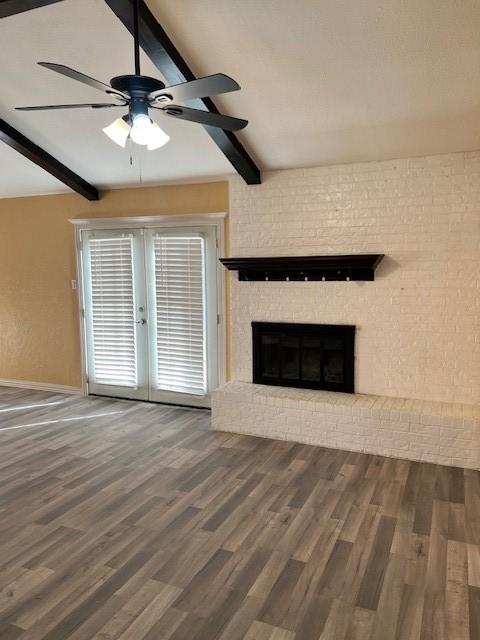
{"left": 0, "top": 378, "right": 84, "bottom": 396}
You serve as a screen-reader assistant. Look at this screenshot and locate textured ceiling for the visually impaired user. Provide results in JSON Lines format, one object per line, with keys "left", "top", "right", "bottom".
{"left": 1, "top": 0, "right": 480, "bottom": 197}
{"left": 150, "top": 0, "right": 480, "bottom": 169}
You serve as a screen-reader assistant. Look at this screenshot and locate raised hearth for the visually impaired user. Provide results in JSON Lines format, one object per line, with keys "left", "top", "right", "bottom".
{"left": 212, "top": 382, "right": 480, "bottom": 470}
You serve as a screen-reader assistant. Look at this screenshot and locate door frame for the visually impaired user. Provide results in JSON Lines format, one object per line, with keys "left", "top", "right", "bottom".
{"left": 70, "top": 213, "right": 227, "bottom": 402}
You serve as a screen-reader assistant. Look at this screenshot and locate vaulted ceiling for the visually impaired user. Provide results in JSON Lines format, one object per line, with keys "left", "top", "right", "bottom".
{"left": 1, "top": 0, "right": 480, "bottom": 197}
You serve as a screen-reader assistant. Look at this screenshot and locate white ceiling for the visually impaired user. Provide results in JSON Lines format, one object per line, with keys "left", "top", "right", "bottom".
{"left": 150, "top": 0, "right": 480, "bottom": 170}
{"left": 1, "top": 0, "right": 480, "bottom": 197}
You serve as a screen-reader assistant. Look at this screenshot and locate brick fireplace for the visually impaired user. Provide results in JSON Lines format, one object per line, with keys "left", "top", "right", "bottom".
{"left": 212, "top": 152, "right": 480, "bottom": 470}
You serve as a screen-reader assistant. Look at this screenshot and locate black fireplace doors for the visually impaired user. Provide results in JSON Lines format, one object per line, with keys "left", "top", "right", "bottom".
{"left": 252, "top": 322, "right": 355, "bottom": 393}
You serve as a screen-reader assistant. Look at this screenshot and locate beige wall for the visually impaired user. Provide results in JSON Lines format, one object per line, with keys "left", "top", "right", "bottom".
{"left": 0, "top": 182, "right": 229, "bottom": 389}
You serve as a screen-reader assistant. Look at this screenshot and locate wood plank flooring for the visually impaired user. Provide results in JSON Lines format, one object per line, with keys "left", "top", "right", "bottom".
{"left": 0, "top": 386, "right": 478, "bottom": 640}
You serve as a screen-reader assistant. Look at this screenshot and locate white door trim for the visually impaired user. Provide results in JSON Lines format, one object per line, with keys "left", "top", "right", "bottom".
{"left": 70, "top": 213, "right": 227, "bottom": 229}
{"left": 71, "top": 213, "right": 227, "bottom": 403}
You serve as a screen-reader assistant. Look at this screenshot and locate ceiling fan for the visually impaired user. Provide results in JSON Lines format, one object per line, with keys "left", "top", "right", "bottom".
{"left": 15, "top": 0, "right": 247, "bottom": 150}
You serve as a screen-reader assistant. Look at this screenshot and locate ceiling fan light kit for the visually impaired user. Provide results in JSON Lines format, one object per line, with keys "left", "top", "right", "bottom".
{"left": 103, "top": 112, "right": 170, "bottom": 150}
{"left": 15, "top": 0, "right": 247, "bottom": 152}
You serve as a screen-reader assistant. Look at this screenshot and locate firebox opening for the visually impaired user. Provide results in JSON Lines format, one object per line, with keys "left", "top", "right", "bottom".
{"left": 252, "top": 322, "right": 355, "bottom": 393}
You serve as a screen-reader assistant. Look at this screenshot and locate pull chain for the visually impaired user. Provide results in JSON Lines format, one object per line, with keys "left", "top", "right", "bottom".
{"left": 128, "top": 135, "right": 133, "bottom": 166}
{"left": 126, "top": 134, "right": 143, "bottom": 186}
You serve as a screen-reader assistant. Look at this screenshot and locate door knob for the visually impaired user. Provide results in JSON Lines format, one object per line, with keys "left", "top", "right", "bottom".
{"left": 135, "top": 318, "right": 147, "bottom": 325}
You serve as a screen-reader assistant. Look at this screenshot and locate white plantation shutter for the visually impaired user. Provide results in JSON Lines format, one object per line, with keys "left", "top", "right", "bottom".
{"left": 153, "top": 234, "right": 207, "bottom": 395}
{"left": 87, "top": 235, "right": 138, "bottom": 387}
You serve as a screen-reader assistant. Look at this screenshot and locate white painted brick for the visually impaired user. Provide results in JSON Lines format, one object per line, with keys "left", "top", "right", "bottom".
{"left": 213, "top": 382, "right": 480, "bottom": 470}
{"left": 228, "top": 151, "right": 480, "bottom": 405}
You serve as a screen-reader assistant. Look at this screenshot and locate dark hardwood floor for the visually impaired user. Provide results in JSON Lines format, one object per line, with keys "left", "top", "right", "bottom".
{"left": 0, "top": 386, "right": 478, "bottom": 640}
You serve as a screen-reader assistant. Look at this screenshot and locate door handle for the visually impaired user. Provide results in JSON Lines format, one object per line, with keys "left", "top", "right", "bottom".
{"left": 135, "top": 318, "right": 147, "bottom": 325}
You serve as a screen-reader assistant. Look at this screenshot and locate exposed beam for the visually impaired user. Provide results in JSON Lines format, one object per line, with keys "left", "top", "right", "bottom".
{"left": 0, "top": 0, "right": 64, "bottom": 18}
{"left": 104, "top": 0, "right": 261, "bottom": 185}
{"left": 0, "top": 119, "right": 99, "bottom": 200}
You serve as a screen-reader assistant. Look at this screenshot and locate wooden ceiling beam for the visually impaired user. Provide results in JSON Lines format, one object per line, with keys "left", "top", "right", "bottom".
{"left": 0, "top": 119, "right": 99, "bottom": 200}
{"left": 0, "top": 0, "right": 64, "bottom": 18}
{"left": 104, "top": 0, "right": 261, "bottom": 185}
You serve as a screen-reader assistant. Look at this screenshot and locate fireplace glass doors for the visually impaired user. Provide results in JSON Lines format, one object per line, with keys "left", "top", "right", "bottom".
{"left": 252, "top": 322, "right": 354, "bottom": 393}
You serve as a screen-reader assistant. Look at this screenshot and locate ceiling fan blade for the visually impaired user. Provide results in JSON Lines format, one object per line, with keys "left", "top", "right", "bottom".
{"left": 149, "top": 73, "right": 240, "bottom": 103}
{"left": 15, "top": 103, "right": 126, "bottom": 111}
{"left": 38, "top": 62, "right": 127, "bottom": 99}
{"left": 159, "top": 105, "right": 247, "bottom": 131}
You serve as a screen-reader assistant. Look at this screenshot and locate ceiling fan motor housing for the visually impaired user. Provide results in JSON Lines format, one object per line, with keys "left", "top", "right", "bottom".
{"left": 110, "top": 74, "right": 169, "bottom": 120}
{"left": 110, "top": 74, "right": 165, "bottom": 97}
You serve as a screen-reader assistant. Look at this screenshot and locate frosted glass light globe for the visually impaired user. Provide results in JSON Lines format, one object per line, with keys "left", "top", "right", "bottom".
{"left": 130, "top": 113, "right": 153, "bottom": 146}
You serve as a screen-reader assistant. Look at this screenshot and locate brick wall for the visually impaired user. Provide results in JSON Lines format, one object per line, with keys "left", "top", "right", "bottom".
{"left": 228, "top": 152, "right": 480, "bottom": 404}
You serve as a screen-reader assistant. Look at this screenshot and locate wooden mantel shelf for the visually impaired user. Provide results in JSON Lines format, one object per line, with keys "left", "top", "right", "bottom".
{"left": 219, "top": 254, "right": 384, "bottom": 281}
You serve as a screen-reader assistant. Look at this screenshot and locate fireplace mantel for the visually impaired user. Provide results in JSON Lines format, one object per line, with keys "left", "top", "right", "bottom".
{"left": 219, "top": 254, "right": 384, "bottom": 281}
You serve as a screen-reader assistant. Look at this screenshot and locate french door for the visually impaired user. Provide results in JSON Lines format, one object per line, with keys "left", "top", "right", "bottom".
{"left": 80, "top": 225, "right": 219, "bottom": 407}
